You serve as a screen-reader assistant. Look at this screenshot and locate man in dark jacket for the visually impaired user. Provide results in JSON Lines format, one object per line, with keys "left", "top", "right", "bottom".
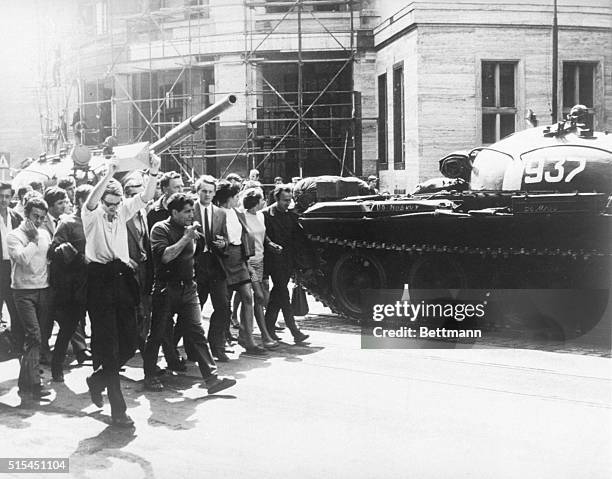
{"left": 146, "top": 171, "right": 183, "bottom": 231}
{"left": 49, "top": 184, "right": 93, "bottom": 382}
{"left": 0, "top": 181, "right": 22, "bottom": 343}
{"left": 192, "top": 175, "right": 231, "bottom": 361}
{"left": 263, "top": 186, "right": 309, "bottom": 343}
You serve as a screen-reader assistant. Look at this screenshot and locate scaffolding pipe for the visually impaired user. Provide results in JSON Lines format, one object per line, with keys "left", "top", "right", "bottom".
{"left": 297, "top": 0, "right": 304, "bottom": 177}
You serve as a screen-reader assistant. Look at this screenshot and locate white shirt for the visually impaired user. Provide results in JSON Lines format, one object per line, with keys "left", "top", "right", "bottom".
{"left": 225, "top": 208, "right": 242, "bottom": 246}
{"left": 7, "top": 225, "right": 51, "bottom": 289}
{"left": 245, "top": 210, "right": 265, "bottom": 262}
{"left": 199, "top": 203, "right": 213, "bottom": 252}
{"left": 47, "top": 213, "right": 61, "bottom": 236}
{"left": 82, "top": 195, "right": 145, "bottom": 264}
{"left": 0, "top": 211, "right": 10, "bottom": 260}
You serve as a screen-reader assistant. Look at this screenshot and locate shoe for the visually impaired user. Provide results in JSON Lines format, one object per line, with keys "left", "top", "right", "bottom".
{"left": 206, "top": 377, "right": 236, "bottom": 395}
{"left": 263, "top": 340, "right": 280, "bottom": 349}
{"left": 51, "top": 368, "right": 64, "bottom": 383}
{"left": 274, "top": 326, "right": 285, "bottom": 332}
{"left": 76, "top": 349, "right": 92, "bottom": 365}
{"left": 155, "top": 365, "right": 166, "bottom": 377}
{"left": 269, "top": 332, "right": 282, "bottom": 342}
{"left": 245, "top": 346, "right": 268, "bottom": 356}
{"left": 166, "top": 359, "right": 187, "bottom": 372}
{"left": 86, "top": 376, "right": 104, "bottom": 408}
{"left": 111, "top": 414, "right": 135, "bottom": 428}
{"left": 143, "top": 377, "right": 164, "bottom": 392}
{"left": 293, "top": 332, "right": 310, "bottom": 343}
{"left": 226, "top": 333, "right": 238, "bottom": 343}
{"left": 212, "top": 349, "right": 230, "bottom": 362}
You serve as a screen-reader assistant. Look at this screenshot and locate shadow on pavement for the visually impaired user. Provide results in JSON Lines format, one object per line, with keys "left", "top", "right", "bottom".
{"left": 70, "top": 425, "right": 155, "bottom": 479}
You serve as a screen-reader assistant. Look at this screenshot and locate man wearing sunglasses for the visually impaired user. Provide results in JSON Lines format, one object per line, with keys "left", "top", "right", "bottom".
{"left": 81, "top": 154, "right": 160, "bottom": 428}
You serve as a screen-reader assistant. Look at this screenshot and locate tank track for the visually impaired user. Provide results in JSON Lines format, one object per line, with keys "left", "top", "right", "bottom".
{"left": 305, "top": 234, "right": 609, "bottom": 260}
{"left": 296, "top": 234, "right": 611, "bottom": 321}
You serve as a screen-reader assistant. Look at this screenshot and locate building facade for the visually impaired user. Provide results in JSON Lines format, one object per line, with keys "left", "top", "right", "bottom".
{"left": 374, "top": 0, "right": 612, "bottom": 193}
{"left": 36, "top": 0, "right": 381, "bottom": 181}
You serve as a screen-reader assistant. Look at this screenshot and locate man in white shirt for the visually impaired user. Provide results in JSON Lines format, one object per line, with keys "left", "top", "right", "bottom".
{"left": 82, "top": 154, "right": 160, "bottom": 428}
{"left": 7, "top": 196, "right": 52, "bottom": 400}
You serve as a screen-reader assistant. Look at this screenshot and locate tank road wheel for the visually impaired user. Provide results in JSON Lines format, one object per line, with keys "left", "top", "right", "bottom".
{"left": 331, "top": 252, "right": 387, "bottom": 319}
{"left": 407, "top": 256, "right": 472, "bottom": 333}
{"left": 408, "top": 256, "right": 468, "bottom": 291}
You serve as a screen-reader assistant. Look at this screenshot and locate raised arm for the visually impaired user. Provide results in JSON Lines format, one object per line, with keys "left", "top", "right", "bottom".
{"left": 86, "top": 158, "right": 118, "bottom": 211}
{"left": 151, "top": 222, "right": 199, "bottom": 264}
{"left": 141, "top": 153, "right": 162, "bottom": 204}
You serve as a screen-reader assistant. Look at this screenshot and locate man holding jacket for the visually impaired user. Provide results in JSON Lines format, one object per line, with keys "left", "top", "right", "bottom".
{"left": 82, "top": 154, "right": 160, "bottom": 428}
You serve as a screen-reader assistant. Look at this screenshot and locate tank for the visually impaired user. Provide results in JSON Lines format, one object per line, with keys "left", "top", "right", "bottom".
{"left": 297, "top": 107, "right": 612, "bottom": 340}
{"left": 11, "top": 94, "right": 237, "bottom": 190}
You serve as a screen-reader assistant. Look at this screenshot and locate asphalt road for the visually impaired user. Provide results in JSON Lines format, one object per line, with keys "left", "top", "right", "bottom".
{"left": 0, "top": 299, "right": 610, "bottom": 479}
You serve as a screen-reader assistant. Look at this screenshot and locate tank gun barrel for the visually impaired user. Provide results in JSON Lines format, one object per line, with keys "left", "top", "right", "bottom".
{"left": 150, "top": 94, "right": 237, "bottom": 154}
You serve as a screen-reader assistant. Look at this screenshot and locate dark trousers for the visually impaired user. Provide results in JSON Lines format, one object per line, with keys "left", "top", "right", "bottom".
{"left": 88, "top": 368, "right": 126, "bottom": 418}
{"left": 0, "top": 260, "right": 22, "bottom": 349}
{"left": 265, "top": 266, "right": 299, "bottom": 336}
{"left": 134, "top": 260, "right": 152, "bottom": 349}
{"left": 87, "top": 261, "right": 139, "bottom": 418}
{"left": 133, "top": 262, "right": 176, "bottom": 368}
{"left": 144, "top": 281, "right": 217, "bottom": 380}
{"left": 51, "top": 302, "right": 87, "bottom": 372}
{"left": 12, "top": 288, "right": 49, "bottom": 391}
{"left": 41, "top": 292, "right": 88, "bottom": 361}
{"left": 196, "top": 273, "right": 230, "bottom": 352}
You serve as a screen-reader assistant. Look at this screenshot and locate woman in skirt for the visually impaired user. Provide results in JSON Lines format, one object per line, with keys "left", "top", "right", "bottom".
{"left": 242, "top": 187, "right": 280, "bottom": 349}
{"left": 214, "top": 181, "right": 267, "bottom": 355}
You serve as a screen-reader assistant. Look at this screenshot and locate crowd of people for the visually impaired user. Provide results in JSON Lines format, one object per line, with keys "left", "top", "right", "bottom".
{"left": 0, "top": 157, "right": 312, "bottom": 427}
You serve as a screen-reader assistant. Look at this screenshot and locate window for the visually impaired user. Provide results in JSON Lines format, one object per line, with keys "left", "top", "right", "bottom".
{"left": 563, "top": 62, "right": 596, "bottom": 125}
{"left": 393, "top": 64, "right": 404, "bottom": 167}
{"left": 265, "top": 0, "right": 292, "bottom": 13}
{"left": 185, "top": 0, "right": 210, "bottom": 19}
{"left": 312, "top": 0, "right": 347, "bottom": 12}
{"left": 481, "top": 61, "right": 516, "bottom": 143}
{"left": 95, "top": 1, "right": 109, "bottom": 35}
{"left": 377, "top": 73, "right": 387, "bottom": 168}
{"left": 159, "top": 84, "right": 183, "bottom": 112}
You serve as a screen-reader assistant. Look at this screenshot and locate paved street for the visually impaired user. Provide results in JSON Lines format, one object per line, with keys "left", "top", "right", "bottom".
{"left": 0, "top": 298, "right": 611, "bottom": 479}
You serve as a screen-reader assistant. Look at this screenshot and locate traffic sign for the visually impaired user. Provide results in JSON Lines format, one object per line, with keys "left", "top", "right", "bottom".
{"left": 0, "top": 152, "right": 9, "bottom": 181}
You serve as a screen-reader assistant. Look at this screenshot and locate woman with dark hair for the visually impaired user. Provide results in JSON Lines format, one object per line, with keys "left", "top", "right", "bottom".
{"left": 213, "top": 181, "right": 267, "bottom": 355}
